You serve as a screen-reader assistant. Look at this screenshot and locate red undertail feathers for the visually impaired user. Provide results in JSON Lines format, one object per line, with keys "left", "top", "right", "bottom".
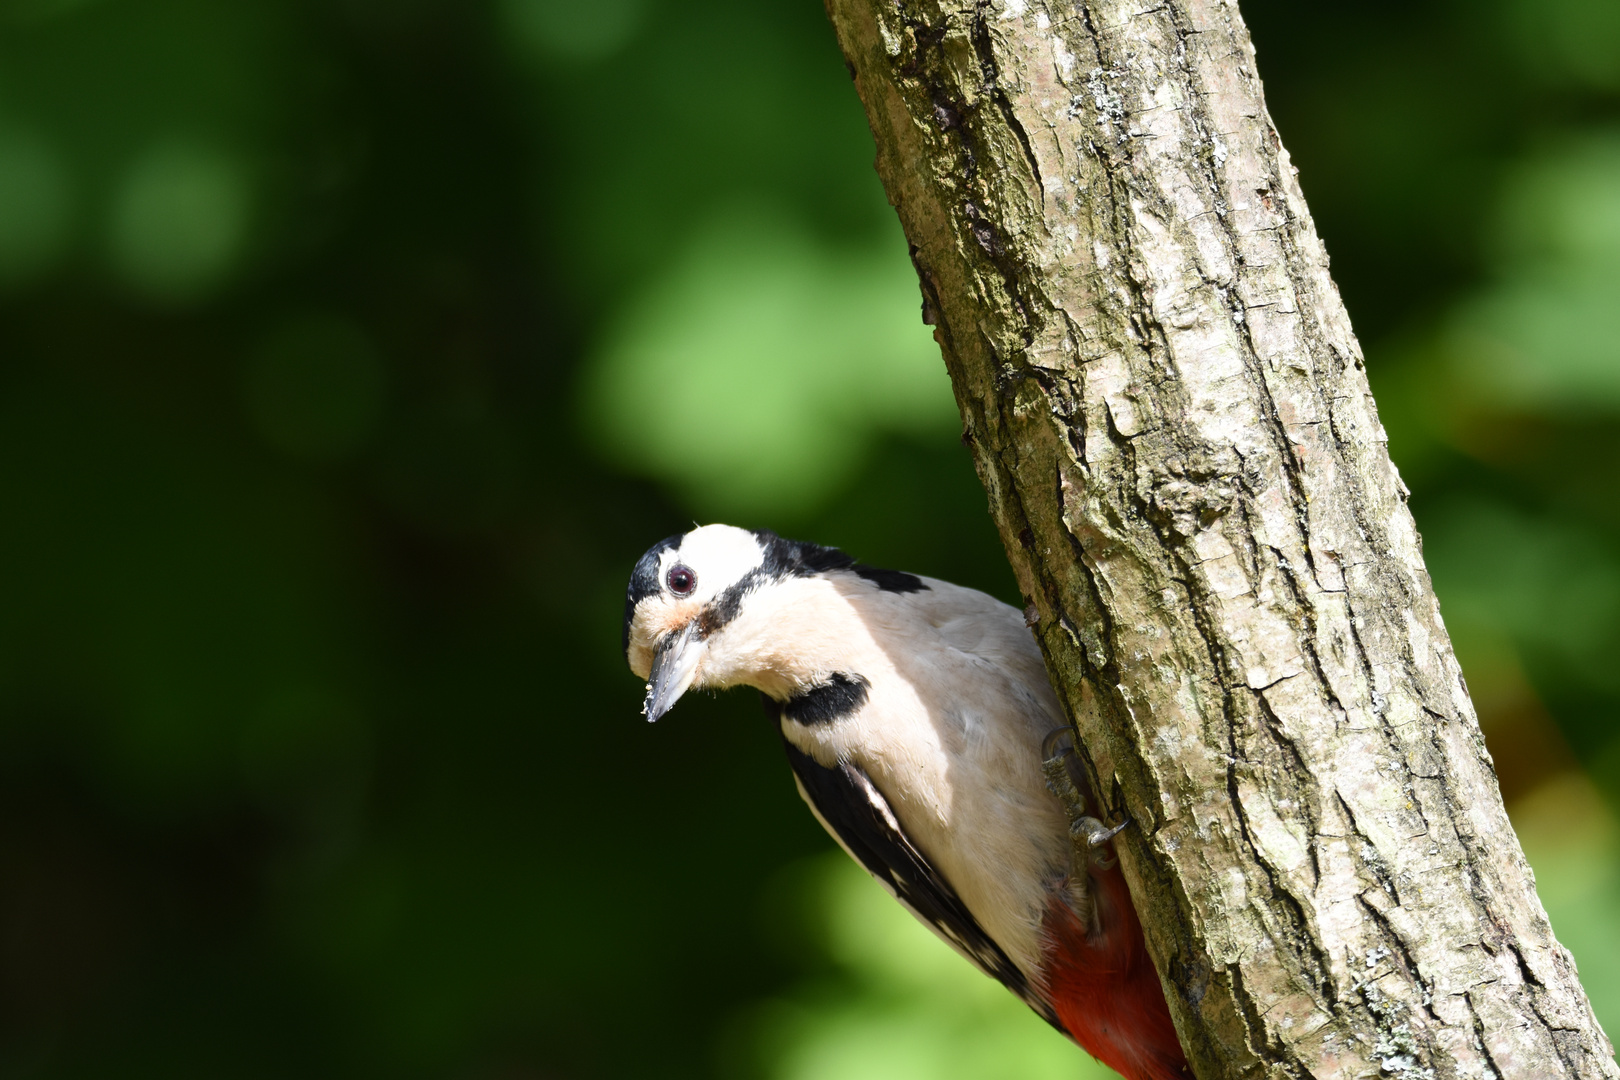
{"left": 1040, "top": 865, "right": 1190, "bottom": 1080}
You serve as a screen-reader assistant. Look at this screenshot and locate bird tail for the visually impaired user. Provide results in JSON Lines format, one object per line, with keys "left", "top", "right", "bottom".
{"left": 1039, "top": 867, "right": 1190, "bottom": 1080}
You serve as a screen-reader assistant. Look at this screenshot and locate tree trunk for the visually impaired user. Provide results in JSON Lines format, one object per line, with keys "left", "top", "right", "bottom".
{"left": 820, "top": 1, "right": 1619, "bottom": 1077}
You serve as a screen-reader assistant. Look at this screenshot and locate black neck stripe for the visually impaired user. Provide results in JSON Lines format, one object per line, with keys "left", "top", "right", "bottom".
{"left": 781, "top": 672, "right": 870, "bottom": 726}
{"left": 698, "top": 566, "right": 766, "bottom": 639}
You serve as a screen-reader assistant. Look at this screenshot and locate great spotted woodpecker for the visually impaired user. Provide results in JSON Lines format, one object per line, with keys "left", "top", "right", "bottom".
{"left": 622, "top": 524, "right": 1189, "bottom": 1080}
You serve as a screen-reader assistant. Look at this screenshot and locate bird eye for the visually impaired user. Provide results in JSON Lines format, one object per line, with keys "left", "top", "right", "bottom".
{"left": 666, "top": 565, "right": 697, "bottom": 596}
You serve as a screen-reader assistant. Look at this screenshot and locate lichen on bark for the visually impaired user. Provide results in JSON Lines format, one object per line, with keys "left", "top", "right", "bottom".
{"left": 821, "top": 0, "right": 1620, "bottom": 1076}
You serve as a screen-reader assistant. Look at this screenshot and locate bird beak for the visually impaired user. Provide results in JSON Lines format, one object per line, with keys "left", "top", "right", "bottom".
{"left": 643, "top": 621, "right": 702, "bottom": 722}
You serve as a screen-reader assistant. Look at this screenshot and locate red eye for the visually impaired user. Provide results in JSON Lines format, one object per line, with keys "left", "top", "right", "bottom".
{"left": 666, "top": 565, "right": 696, "bottom": 595}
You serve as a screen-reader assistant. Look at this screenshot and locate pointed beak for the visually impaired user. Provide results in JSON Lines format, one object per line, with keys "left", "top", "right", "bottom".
{"left": 643, "top": 621, "right": 702, "bottom": 722}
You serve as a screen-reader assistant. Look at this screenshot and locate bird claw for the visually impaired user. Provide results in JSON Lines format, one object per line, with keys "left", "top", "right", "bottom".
{"left": 1073, "top": 814, "right": 1130, "bottom": 870}
{"left": 1043, "top": 727, "right": 1130, "bottom": 871}
{"left": 1041, "top": 725, "right": 1076, "bottom": 764}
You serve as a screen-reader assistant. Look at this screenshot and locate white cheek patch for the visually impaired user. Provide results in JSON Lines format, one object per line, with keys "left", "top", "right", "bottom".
{"left": 627, "top": 640, "right": 653, "bottom": 680}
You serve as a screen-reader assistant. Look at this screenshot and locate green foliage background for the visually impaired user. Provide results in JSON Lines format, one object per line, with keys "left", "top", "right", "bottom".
{"left": 0, "top": 1, "right": 1617, "bottom": 1077}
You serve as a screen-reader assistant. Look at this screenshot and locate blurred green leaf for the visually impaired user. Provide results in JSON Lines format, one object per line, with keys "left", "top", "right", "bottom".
{"left": 108, "top": 140, "right": 252, "bottom": 302}
{"left": 1499, "top": 0, "right": 1620, "bottom": 91}
{"left": 581, "top": 205, "right": 955, "bottom": 519}
{"left": 500, "top": 0, "right": 643, "bottom": 62}
{"left": 1425, "top": 498, "right": 1620, "bottom": 693}
{"left": 742, "top": 855, "right": 1119, "bottom": 1080}
{"left": 1451, "top": 132, "right": 1620, "bottom": 411}
{"left": 0, "top": 125, "right": 73, "bottom": 287}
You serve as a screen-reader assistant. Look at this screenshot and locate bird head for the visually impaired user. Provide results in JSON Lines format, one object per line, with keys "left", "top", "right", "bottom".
{"left": 622, "top": 524, "right": 861, "bottom": 721}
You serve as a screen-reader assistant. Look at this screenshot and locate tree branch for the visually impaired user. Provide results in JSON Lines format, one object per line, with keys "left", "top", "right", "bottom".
{"left": 821, "top": 0, "right": 1619, "bottom": 1076}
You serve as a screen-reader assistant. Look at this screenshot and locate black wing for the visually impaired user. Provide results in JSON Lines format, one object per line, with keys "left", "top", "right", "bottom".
{"left": 777, "top": 728, "right": 1062, "bottom": 1030}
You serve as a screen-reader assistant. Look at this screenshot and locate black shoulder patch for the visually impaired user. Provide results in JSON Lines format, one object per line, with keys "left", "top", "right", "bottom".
{"left": 752, "top": 530, "right": 928, "bottom": 595}
{"left": 623, "top": 533, "right": 682, "bottom": 655}
{"left": 852, "top": 564, "right": 928, "bottom": 593}
{"left": 798, "top": 544, "right": 859, "bottom": 574}
{"left": 753, "top": 529, "right": 856, "bottom": 579}
{"left": 780, "top": 739, "right": 1061, "bottom": 1031}
{"left": 781, "top": 673, "right": 869, "bottom": 726}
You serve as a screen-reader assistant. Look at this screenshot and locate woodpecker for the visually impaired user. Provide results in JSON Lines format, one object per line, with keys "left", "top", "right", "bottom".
{"left": 623, "top": 524, "right": 1189, "bottom": 1080}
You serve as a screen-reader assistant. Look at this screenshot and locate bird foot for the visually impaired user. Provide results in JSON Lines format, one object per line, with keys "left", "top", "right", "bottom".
{"left": 1071, "top": 814, "right": 1129, "bottom": 870}
{"left": 1042, "top": 727, "right": 1130, "bottom": 872}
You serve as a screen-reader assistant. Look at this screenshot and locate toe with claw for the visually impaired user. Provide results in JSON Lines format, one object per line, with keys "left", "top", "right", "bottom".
{"left": 1042, "top": 727, "right": 1131, "bottom": 872}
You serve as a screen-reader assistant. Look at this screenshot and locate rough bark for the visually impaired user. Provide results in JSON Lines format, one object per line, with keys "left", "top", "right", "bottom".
{"left": 821, "top": 1, "right": 1619, "bottom": 1078}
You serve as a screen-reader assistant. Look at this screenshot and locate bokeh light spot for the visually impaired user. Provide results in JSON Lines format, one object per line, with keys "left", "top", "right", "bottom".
{"left": 500, "top": 0, "right": 642, "bottom": 63}
{"left": 108, "top": 140, "right": 251, "bottom": 303}
{"left": 0, "top": 126, "right": 72, "bottom": 287}
{"left": 245, "top": 312, "right": 385, "bottom": 461}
